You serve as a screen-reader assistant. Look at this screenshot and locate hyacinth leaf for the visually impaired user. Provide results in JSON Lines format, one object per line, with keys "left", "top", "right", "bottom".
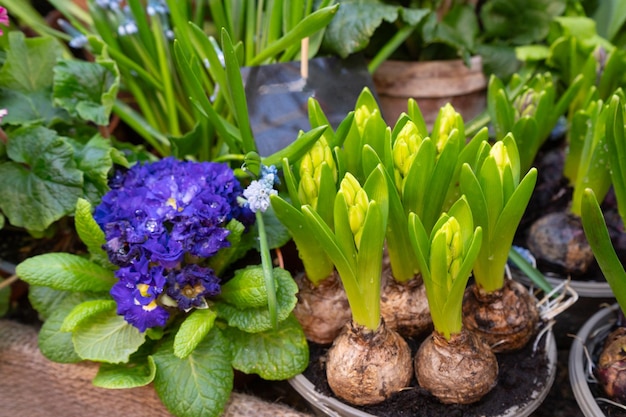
{"left": 581, "top": 189, "right": 626, "bottom": 314}
{"left": 402, "top": 138, "right": 436, "bottom": 217}
{"left": 270, "top": 196, "right": 334, "bottom": 284}
{"left": 153, "top": 328, "right": 233, "bottom": 417}
{"left": 226, "top": 314, "right": 309, "bottom": 380}
{"left": 406, "top": 99, "right": 429, "bottom": 138}
{"left": 37, "top": 292, "right": 87, "bottom": 364}
{"left": 173, "top": 309, "right": 217, "bottom": 359}
{"left": 61, "top": 299, "right": 117, "bottom": 332}
{"left": 0, "top": 126, "right": 83, "bottom": 233}
{"left": 52, "top": 58, "right": 119, "bottom": 126}
{"left": 262, "top": 125, "right": 328, "bottom": 169}
{"left": 72, "top": 307, "right": 146, "bottom": 363}
{"left": 17, "top": 253, "right": 116, "bottom": 293}
{"left": 606, "top": 95, "right": 626, "bottom": 223}
{"left": 215, "top": 267, "right": 297, "bottom": 333}
{"left": 511, "top": 116, "right": 539, "bottom": 174}
{"left": 93, "top": 355, "right": 156, "bottom": 389}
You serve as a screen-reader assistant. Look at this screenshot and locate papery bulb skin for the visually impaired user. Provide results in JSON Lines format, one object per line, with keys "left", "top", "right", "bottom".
{"left": 415, "top": 328, "right": 498, "bottom": 404}
{"left": 527, "top": 211, "right": 594, "bottom": 275}
{"left": 326, "top": 320, "right": 412, "bottom": 405}
{"left": 597, "top": 327, "right": 626, "bottom": 403}
{"left": 380, "top": 267, "right": 432, "bottom": 338}
{"left": 292, "top": 271, "right": 351, "bottom": 345}
{"left": 462, "top": 278, "right": 539, "bottom": 352}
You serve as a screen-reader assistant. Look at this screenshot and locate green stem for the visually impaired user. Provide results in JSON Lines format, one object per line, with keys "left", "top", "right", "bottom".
{"left": 508, "top": 247, "right": 553, "bottom": 294}
{"left": 256, "top": 211, "right": 278, "bottom": 328}
{"left": 367, "top": 24, "right": 415, "bottom": 74}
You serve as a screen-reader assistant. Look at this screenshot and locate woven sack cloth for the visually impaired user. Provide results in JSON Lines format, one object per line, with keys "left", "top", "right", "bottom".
{"left": 0, "top": 319, "right": 312, "bottom": 417}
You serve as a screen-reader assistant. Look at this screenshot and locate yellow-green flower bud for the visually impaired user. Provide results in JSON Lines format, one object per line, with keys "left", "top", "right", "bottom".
{"left": 490, "top": 140, "right": 512, "bottom": 181}
{"left": 355, "top": 104, "right": 375, "bottom": 136}
{"left": 440, "top": 216, "right": 463, "bottom": 290}
{"left": 393, "top": 121, "right": 422, "bottom": 182}
{"left": 434, "top": 103, "right": 461, "bottom": 153}
{"left": 297, "top": 137, "right": 337, "bottom": 207}
{"left": 340, "top": 173, "right": 369, "bottom": 249}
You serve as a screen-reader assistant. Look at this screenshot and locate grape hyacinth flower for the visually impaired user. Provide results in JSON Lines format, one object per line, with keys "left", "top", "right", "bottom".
{"left": 243, "top": 165, "right": 279, "bottom": 213}
{"left": 95, "top": 157, "right": 253, "bottom": 331}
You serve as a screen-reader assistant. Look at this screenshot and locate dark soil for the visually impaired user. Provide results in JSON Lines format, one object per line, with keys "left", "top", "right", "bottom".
{"left": 301, "top": 326, "right": 551, "bottom": 417}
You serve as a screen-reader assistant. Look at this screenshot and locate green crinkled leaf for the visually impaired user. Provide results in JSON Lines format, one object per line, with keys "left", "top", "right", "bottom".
{"left": 226, "top": 314, "right": 308, "bottom": 380}
{"left": 0, "top": 125, "right": 83, "bottom": 232}
{"left": 72, "top": 307, "right": 146, "bottom": 363}
{"left": 216, "top": 267, "right": 297, "bottom": 333}
{"left": 53, "top": 58, "right": 119, "bottom": 126}
{"left": 28, "top": 285, "right": 72, "bottom": 320}
{"left": 74, "top": 198, "right": 110, "bottom": 265}
{"left": 152, "top": 328, "right": 233, "bottom": 417}
{"left": 0, "top": 32, "right": 63, "bottom": 93}
{"left": 93, "top": 355, "right": 156, "bottom": 389}
{"left": 173, "top": 309, "right": 217, "bottom": 359}
{"left": 219, "top": 266, "right": 269, "bottom": 309}
{"left": 61, "top": 299, "right": 118, "bottom": 332}
{"left": 0, "top": 88, "right": 69, "bottom": 127}
{"left": 72, "top": 134, "right": 124, "bottom": 203}
{"left": 38, "top": 292, "right": 88, "bottom": 364}
{"left": 17, "top": 253, "right": 116, "bottom": 292}
{"left": 322, "top": 0, "right": 401, "bottom": 57}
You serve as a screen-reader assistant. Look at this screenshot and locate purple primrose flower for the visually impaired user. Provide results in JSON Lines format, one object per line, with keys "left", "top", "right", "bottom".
{"left": 95, "top": 157, "right": 253, "bottom": 331}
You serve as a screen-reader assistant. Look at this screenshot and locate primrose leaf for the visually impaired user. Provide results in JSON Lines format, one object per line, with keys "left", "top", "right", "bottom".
{"left": 0, "top": 88, "right": 68, "bottom": 127}
{"left": 173, "top": 308, "right": 217, "bottom": 359}
{"left": 0, "top": 126, "right": 83, "bottom": 232}
{"left": 220, "top": 266, "right": 269, "bottom": 309}
{"left": 61, "top": 299, "right": 118, "bottom": 332}
{"left": 72, "top": 307, "right": 146, "bottom": 363}
{"left": 74, "top": 198, "right": 110, "bottom": 265}
{"left": 94, "top": 355, "right": 156, "bottom": 389}
{"left": 152, "top": 328, "right": 233, "bottom": 417}
{"left": 226, "top": 314, "right": 308, "bottom": 380}
{"left": 215, "top": 267, "right": 297, "bottom": 333}
{"left": 37, "top": 292, "right": 88, "bottom": 363}
{"left": 28, "top": 285, "right": 72, "bottom": 320}
{"left": 17, "top": 253, "right": 116, "bottom": 292}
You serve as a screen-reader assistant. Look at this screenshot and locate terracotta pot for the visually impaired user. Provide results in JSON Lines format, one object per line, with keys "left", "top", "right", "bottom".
{"left": 372, "top": 56, "right": 487, "bottom": 127}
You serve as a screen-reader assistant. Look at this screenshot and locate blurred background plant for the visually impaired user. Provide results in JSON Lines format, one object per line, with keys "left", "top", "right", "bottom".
{"left": 0, "top": 0, "right": 338, "bottom": 161}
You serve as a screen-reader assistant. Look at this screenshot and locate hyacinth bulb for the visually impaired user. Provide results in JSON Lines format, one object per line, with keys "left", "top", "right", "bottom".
{"left": 326, "top": 320, "right": 412, "bottom": 405}
{"left": 597, "top": 327, "right": 626, "bottom": 403}
{"left": 415, "top": 328, "right": 498, "bottom": 404}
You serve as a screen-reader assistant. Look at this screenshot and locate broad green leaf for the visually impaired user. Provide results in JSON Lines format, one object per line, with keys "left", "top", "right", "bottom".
{"left": 215, "top": 267, "right": 297, "bottom": 333}
{"left": 53, "top": 58, "right": 119, "bottom": 125}
{"left": 0, "top": 88, "right": 69, "bottom": 126}
{"left": 61, "top": 299, "right": 117, "bottom": 332}
{"left": 28, "top": 285, "right": 72, "bottom": 320}
{"left": 220, "top": 266, "right": 269, "bottom": 309}
{"left": 38, "top": 293, "right": 86, "bottom": 363}
{"left": 0, "top": 126, "right": 83, "bottom": 232}
{"left": 152, "top": 328, "right": 233, "bottom": 417}
{"left": 94, "top": 355, "right": 156, "bottom": 389}
{"left": 72, "top": 135, "right": 126, "bottom": 203}
{"left": 0, "top": 32, "right": 63, "bottom": 93}
{"left": 17, "top": 253, "right": 116, "bottom": 292}
{"left": 173, "top": 309, "right": 217, "bottom": 359}
{"left": 226, "top": 314, "right": 308, "bottom": 380}
{"left": 72, "top": 307, "right": 146, "bottom": 363}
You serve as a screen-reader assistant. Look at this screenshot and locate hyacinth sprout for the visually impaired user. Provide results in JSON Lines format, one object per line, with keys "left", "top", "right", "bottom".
{"left": 408, "top": 197, "right": 482, "bottom": 340}
{"left": 93, "top": 157, "right": 254, "bottom": 331}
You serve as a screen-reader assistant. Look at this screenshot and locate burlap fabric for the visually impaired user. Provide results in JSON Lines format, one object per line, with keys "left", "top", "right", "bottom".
{"left": 0, "top": 320, "right": 313, "bottom": 417}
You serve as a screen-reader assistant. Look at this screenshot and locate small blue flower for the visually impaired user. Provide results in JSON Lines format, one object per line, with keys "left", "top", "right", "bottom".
{"left": 243, "top": 165, "right": 279, "bottom": 213}
{"left": 57, "top": 19, "right": 88, "bottom": 49}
